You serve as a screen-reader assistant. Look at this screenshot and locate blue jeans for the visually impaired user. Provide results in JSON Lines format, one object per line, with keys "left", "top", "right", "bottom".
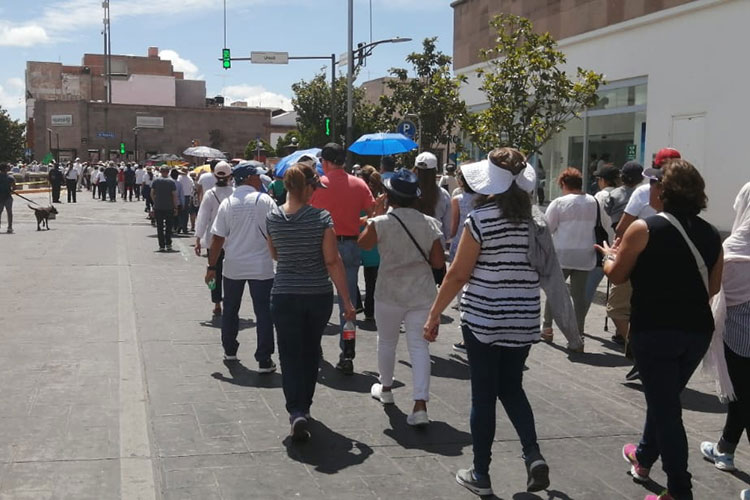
{"left": 337, "top": 240, "right": 361, "bottom": 359}
{"left": 463, "top": 325, "right": 541, "bottom": 477}
{"left": 631, "top": 329, "right": 711, "bottom": 500}
{"left": 582, "top": 266, "right": 605, "bottom": 318}
{"left": 271, "top": 293, "right": 333, "bottom": 418}
{"left": 221, "top": 277, "right": 275, "bottom": 361}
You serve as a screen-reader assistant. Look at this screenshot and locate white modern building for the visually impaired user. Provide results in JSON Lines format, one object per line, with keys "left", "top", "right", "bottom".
{"left": 452, "top": 0, "right": 749, "bottom": 231}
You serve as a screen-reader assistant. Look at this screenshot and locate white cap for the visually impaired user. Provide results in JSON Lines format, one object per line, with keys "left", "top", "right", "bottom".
{"left": 214, "top": 161, "right": 231, "bottom": 178}
{"left": 414, "top": 152, "right": 438, "bottom": 170}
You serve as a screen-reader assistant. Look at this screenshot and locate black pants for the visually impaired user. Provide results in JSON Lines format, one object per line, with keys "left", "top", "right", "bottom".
{"left": 272, "top": 293, "right": 333, "bottom": 418}
{"left": 100, "top": 183, "right": 108, "bottom": 200}
{"left": 92, "top": 183, "right": 98, "bottom": 198}
{"left": 51, "top": 183, "right": 61, "bottom": 202}
{"left": 135, "top": 184, "right": 141, "bottom": 200}
{"left": 363, "top": 266, "right": 378, "bottom": 318}
{"left": 154, "top": 209, "right": 174, "bottom": 248}
{"left": 125, "top": 183, "right": 134, "bottom": 201}
{"left": 631, "top": 329, "right": 711, "bottom": 500}
{"left": 432, "top": 264, "right": 446, "bottom": 286}
{"left": 207, "top": 248, "right": 225, "bottom": 304}
{"left": 107, "top": 181, "right": 117, "bottom": 201}
{"left": 720, "top": 344, "right": 750, "bottom": 452}
{"left": 66, "top": 179, "right": 77, "bottom": 202}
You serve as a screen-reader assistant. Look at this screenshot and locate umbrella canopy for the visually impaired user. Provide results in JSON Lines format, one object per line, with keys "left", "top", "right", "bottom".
{"left": 347, "top": 133, "right": 417, "bottom": 156}
{"left": 191, "top": 164, "right": 211, "bottom": 175}
{"left": 182, "top": 146, "right": 226, "bottom": 159}
{"left": 148, "top": 153, "right": 183, "bottom": 162}
{"left": 273, "top": 148, "right": 324, "bottom": 178}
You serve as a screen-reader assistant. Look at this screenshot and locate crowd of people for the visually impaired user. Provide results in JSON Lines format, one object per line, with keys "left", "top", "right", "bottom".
{"left": 3, "top": 141, "right": 748, "bottom": 500}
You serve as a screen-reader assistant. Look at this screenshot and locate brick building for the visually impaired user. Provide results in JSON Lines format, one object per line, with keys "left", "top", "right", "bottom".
{"left": 26, "top": 47, "right": 273, "bottom": 163}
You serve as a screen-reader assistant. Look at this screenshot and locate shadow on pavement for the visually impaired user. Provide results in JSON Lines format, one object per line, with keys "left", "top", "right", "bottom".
{"left": 316, "top": 358, "right": 394, "bottom": 393}
{"left": 624, "top": 382, "right": 726, "bottom": 414}
{"left": 283, "top": 419, "right": 374, "bottom": 474}
{"left": 211, "top": 360, "right": 282, "bottom": 388}
{"left": 729, "top": 469, "right": 750, "bottom": 486}
{"left": 199, "top": 317, "right": 255, "bottom": 329}
{"left": 381, "top": 405, "right": 471, "bottom": 457}
{"left": 399, "top": 354, "right": 470, "bottom": 380}
{"left": 546, "top": 342, "right": 631, "bottom": 368}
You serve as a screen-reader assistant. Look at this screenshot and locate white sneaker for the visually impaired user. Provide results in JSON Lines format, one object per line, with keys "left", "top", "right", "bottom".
{"left": 700, "top": 441, "right": 736, "bottom": 471}
{"left": 741, "top": 489, "right": 749, "bottom": 500}
{"left": 223, "top": 354, "right": 238, "bottom": 361}
{"left": 370, "top": 383, "right": 394, "bottom": 404}
{"left": 406, "top": 410, "right": 429, "bottom": 427}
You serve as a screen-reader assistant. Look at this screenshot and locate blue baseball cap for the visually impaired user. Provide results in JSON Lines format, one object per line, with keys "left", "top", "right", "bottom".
{"left": 232, "top": 161, "right": 267, "bottom": 182}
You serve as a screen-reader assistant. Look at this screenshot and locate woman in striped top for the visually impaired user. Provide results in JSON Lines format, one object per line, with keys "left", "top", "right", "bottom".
{"left": 423, "top": 148, "right": 549, "bottom": 498}
{"left": 266, "top": 163, "right": 356, "bottom": 442}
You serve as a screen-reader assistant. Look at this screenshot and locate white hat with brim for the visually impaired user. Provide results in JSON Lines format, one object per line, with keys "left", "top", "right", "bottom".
{"left": 461, "top": 157, "right": 537, "bottom": 195}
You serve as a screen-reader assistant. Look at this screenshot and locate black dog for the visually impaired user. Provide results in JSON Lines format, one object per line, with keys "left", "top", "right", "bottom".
{"left": 28, "top": 204, "right": 58, "bottom": 231}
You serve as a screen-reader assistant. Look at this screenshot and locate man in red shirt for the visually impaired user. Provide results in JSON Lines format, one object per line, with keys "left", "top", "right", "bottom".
{"left": 311, "top": 143, "right": 377, "bottom": 375}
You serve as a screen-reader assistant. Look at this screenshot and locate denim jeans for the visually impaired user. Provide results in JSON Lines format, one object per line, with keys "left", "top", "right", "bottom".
{"left": 463, "top": 325, "right": 541, "bottom": 477}
{"left": 631, "top": 329, "right": 711, "bottom": 500}
{"left": 221, "top": 277, "right": 275, "bottom": 361}
{"left": 153, "top": 210, "right": 174, "bottom": 248}
{"left": 0, "top": 196, "right": 12, "bottom": 229}
{"left": 271, "top": 293, "right": 333, "bottom": 418}
{"left": 337, "top": 240, "right": 361, "bottom": 359}
{"left": 582, "top": 266, "right": 605, "bottom": 318}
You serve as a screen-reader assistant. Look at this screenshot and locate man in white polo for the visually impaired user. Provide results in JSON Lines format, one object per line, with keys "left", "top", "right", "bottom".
{"left": 205, "top": 161, "right": 277, "bottom": 373}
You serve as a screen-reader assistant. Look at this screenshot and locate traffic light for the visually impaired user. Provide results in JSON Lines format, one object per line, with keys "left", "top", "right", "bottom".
{"left": 222, "top": 48, "right": 231, "bottom": 69}
{"left": 119, "top": 142, "right": 126, "bottom": 154}
{"left": 324, "top": 117, "right": 331, "bottom": 136}
{"left": 356, "top": 42, "right": 365, "bottom": 67}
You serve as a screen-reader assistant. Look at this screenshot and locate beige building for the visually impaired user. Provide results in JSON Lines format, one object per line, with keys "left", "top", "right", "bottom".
{"left": 26, "top": 47, "right": 274, "bottom": 163}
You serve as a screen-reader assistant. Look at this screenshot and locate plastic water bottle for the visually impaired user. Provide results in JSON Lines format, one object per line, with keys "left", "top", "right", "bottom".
{"left": 207, "top": 278, "right": 216, "bottom": 291}
{"left": 342, "top": 320, "right": 356, "bottom": 359}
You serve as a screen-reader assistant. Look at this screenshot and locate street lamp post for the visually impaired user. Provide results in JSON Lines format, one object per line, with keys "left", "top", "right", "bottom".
{"left": 133, "top": 127, "right": 139, "bottom": 163}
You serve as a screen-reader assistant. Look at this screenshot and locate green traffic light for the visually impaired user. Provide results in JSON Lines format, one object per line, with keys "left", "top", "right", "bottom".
{"left": 222, "top": 48, "right": 231, "bottom": 69}
{"left": 324, "top": 117, "right": 331, "bottom": 136}
{"left": 120, "top": 143, "right": 125, "bottom": 154}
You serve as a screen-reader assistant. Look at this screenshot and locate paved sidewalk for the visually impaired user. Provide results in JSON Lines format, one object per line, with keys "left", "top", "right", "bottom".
{"left": 0, "top": 194, "right": 747, "bottom": 499}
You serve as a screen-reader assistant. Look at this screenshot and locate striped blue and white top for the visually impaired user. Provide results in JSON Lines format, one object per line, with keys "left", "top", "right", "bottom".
{"left": 266, "top": 204, "right": 334, "bottom": 296}
{"left": 460, "top": 203, "right": 541, "bottom": 347}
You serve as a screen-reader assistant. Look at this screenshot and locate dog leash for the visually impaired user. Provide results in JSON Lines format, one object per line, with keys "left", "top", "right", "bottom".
{"left": 11, "top": 190, "right": 42, "bottom": 205}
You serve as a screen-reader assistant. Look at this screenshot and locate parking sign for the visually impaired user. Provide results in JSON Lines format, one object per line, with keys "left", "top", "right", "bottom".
{"left": 397, "top": 120, "right": 417, "bottom": 140}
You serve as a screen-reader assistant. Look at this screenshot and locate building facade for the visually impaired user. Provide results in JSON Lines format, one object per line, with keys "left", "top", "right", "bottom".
{"left": 27, "top": 47, "right": 273, "bottom": 163}
{"left": 452, "top": 0, "right": 748, "bottom": 231}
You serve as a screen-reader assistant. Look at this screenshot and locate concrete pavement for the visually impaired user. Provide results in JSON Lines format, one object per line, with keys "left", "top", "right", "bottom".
{"left": 0, "top": 192, "right": 747, "bottom": 499}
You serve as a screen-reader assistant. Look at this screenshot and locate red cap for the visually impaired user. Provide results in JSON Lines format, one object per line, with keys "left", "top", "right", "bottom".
{"left": 653, "top": 147, "right": 681, "bottom": 167}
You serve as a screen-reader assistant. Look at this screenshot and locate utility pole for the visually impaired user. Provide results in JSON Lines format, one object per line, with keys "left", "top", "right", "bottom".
{"left": 346, "top": 0, "right": 354, "bottom": 166}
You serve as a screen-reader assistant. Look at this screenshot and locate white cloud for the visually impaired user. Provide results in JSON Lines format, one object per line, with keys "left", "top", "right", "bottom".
{"left": 0, "top": 22, "right": 49, "bottom": 47}
{"left": 158, "top": 49, "right": 203, "bottom": 80}
{"left": 221, "top": 84, "right": 292, "bottom": 110}
{"left": 0, "top": 78, "right": 25, "bottom": 118}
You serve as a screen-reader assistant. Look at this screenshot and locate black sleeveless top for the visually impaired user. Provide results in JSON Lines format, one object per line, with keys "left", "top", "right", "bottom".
{"left": 630, "top": 212, "right": 721, "bottom": 335}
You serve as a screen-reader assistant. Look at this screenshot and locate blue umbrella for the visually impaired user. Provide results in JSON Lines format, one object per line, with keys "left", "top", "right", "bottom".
{"left": 347, "top": 133, "right": 418, "bottom": 156}
{"left": 273, "top": 148, "right": 324, "bottom": 178}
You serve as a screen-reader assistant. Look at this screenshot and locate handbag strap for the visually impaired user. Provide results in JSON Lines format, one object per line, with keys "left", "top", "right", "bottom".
{"left": 657, "top": 212, "right": 709, "bottom": 293}
{"left": 593, "top": 196, "right": 603, "bottom": 229}
{"left": 389, "top": 212, "right": 430, "bottom": 265}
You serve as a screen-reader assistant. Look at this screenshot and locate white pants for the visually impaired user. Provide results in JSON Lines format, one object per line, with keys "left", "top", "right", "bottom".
{"left": 374, "top": 301, "right": 431, "bottom": 402}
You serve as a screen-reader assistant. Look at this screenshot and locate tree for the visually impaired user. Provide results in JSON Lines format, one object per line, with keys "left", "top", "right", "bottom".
{"left": 0, "top": 106, "right": 25, "bottom": 163}
{"left": 379, "top": 37, "right": 468, "bottom": 154}
{"left": 244, "top": 138, "right": 274, "bottom": 160}
{"left": 291, "top": 73, "right": 386, "bottom": 149}
{"left": 274, "top": 130, "right": 300, "bottom": 157}
{"left": 462, "top": 14, "right": 604, "bottom": 156}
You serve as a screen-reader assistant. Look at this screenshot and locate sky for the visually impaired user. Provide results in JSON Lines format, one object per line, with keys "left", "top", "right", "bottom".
{"left": 0, "top": 0, "right": 454, "bottom": 121}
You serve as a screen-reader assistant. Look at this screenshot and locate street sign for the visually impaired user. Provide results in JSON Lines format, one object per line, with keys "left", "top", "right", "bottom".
{"left": 250, "top": 51, "right": 289, "bottom": 64}
{"left": 337, "top": 51, "right": 349, "bottom": 68}
{"left": 97, "top": 132, "right": 115, "bottom": 138}
{"left": 626, "top": 144, "right": 637, "bottom": 160}
{"left": 397, "top": 120, "right": 417, "bottom": 140}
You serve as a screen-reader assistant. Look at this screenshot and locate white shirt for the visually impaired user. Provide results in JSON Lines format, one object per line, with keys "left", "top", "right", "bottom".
{"left": 97, "top": 171, "right": 106, "bottom": 183}
{"left": 623, "top": 183, "right": 656, "bottom": 219}
{"left": 197, "top": 172, "right": 217, "bottom": 194}
{"left": 544, "top": 193, "right": 598, "bottom": 271}
{"left": 434, "top": 187, "right": 452, "bottom": 245}
{"left": 65, "top": 167, "right": 79, "bottom": 180}
{"left": 211, "top": 185, "right": 276, "bottom": 280}
{"left": 177, "top": 174, "right": 194, "bottom": 197}
{"left": 196, "top": 185, "right": 234, "bottom": 248}
{"left": 135, "top": 168, "right": 145, "bottom": 184}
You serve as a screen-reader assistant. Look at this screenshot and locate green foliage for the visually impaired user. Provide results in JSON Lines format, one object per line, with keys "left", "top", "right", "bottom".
{"left": 291, "top": 73, "right": 386, "bottom": 149}
{"left": 379, "top": 37, "right": 468, "bottom": 153}
{"left": 244, "top": 138, "right": 274, "bottom": 160}
{"left": 462, "top": 14, "right": 604, "bottom": 156}
{"left": 274, "top": 130, "right": 301, "bottom": 157}
{"left": 0, "top": 106, "right": 25, "bottom": 163}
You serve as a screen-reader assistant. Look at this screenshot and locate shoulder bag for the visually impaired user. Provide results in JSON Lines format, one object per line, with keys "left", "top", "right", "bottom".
{"left": 656, "top": 212, "right": 709, "bottom": 292}
{"left": 593, "top": 197, "right": 609, "bottom": 267}
{"left": 389, "top": 212, "right": 435, "bottom": 269}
